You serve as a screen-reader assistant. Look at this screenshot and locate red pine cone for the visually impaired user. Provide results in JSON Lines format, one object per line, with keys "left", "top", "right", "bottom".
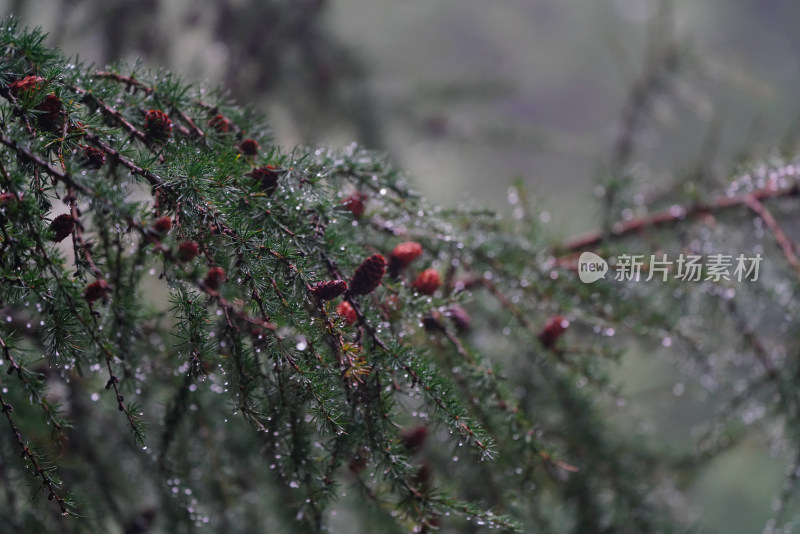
{"left": 341, "top": 192, "right": 367, "bottom": 218}
{"left": 203, "top": 267, "right": 226, "bottom": 290}
{"left": 310, "top": 280, "right": 347, "bottom": 301}
{"left": 144, "top": 109, "right": 172, "bottom": 142}
{"left": 349, "top": 254, "right": 386, "bottom": 296}
{"left": 49, "top": 214, "right": 74, "bottom": 243}
{"left": 336, "top": 300, "right": 357, "bottom": 326}
{"left": 412, "top": 268, "right": 440, "bottom": 295}
{"left": 176, "top": 240, "right": 200, "bottom": 262}
{"left": 249, "top": 166, "right": 279, "bottom": 196}
{"left": 84, "top": 279, "right": 109, "bottom": 304}
{"left": 389, "top": 241, "right": 423, "bottom": 272}
{"left": 35, "top": 93, "right": 63, "bottom": 130}
{"left": 9, "top": 75, "right": 44, "bottom": 97}
{"left": 152, "top": 216, "right": 172, "bottom": 235}
{"left": 207, "top": 114, "right": 232, "bottom": 133}
{"left": 238, "top": 138, "right": 259, "bottom": 156}
{"left": 81, "top": 146, "right": 106, "bottom": 168}
{"left": 538, "top": 315, "right": 570, "bottom": 349}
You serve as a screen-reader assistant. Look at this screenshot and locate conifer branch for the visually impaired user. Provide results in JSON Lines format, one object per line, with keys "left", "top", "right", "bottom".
{"left": 72, "top": 86, "right": 150, "bottom": 145}
{"left": 0, "top": 131, "right": 92, "bottom": 197}
{"left": 0, "top": 386, "right": 71, "bottom": 515}
{"left": 0, "top": 335, "right": 67, "bottom": 434}
{"left": 91, "top": 70, "right": 206, "bottom": 138}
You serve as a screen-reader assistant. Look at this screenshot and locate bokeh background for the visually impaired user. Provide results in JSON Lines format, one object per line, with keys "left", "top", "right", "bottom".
{"left": 4, "top": 0, "right": 800, "bottom": 531}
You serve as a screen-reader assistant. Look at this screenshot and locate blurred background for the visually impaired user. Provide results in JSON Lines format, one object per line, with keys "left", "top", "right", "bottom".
{"left": 4, "top": 0, "right": 800, "bottom": 531}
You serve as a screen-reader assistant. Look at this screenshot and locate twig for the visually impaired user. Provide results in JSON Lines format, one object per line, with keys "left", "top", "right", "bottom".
{"left": 93, "top": 71, "right": 206, "bottom": 138}
{"left": 0, "top": 131, "right": 93, "bottom": 198}
{"left": 0, "top": 385, "right": 70, "bottom": 515}
{"left": 93, "top": 71, "right": 153, "bottom": 94}
{"left": 743, "top": 194, "right": 800, "bottom": 276}
{"left": 68, "top": 187, "right": 105, "bottom": 279}
{"left": 609, "top": 0, "right": 678, "bottom": 173}
{"left": 73, "top": 87, "right": 149, "bottom": 144}
{"left": 563, "top": 182, "right": 800, "bottom": 252}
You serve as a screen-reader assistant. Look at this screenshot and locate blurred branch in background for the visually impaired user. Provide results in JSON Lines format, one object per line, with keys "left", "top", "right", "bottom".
{"left": 205, "top": 0, "right": 384, "bottom": 147}
{"left": 4, "top": 0, "right": 384, "bottom": 148}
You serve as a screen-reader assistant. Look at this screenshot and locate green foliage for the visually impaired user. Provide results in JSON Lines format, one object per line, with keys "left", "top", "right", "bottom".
{"left": 2, "top": 19, "right": 800, "bottom": 534}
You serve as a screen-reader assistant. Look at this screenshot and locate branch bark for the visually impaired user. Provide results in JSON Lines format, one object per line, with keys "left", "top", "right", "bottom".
{"left": 562, "top": 182, "right": 800, "bottom": 252}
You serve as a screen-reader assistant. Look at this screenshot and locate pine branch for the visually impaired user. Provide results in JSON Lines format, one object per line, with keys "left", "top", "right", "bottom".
{"left": 0, "top": 387, "right": 72, "bottom": 516}
{"left": 0, "top": 335, "right": 67, "bottom": 435}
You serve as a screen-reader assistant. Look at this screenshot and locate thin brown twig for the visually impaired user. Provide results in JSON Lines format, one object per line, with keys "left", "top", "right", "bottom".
{"left": 0, "top": 131, "right": 93, "bottom": 198}
{"left": 0, "top": 335, "right": 64, "bottom": 432}
{"left": 174, "top": 110, "right": 203, "bottom": 138}
{"left": 94, "top": 71, "right": 153, "bottom": 94}
{"left": 0, "top": 383, "right": 70, "bottom": 515}
{"left": 72, "top": 87, "right": 149, "bottom": 144}
{"left": 196, "top": 281, "right": 276, "bottom": 332}
{"left": 68, "top": 187, "right": 104, "bottom": 279}
{"left": 609, "top": 1, "right": 679, "bottom": 174}
{"left": 722, "top": 298, "right": 778, "bottom": 379}
{"left": 93, "top": 71, "right": 207, "bottom": 138}
{"left": 743, "top": 194, "right": 800, "bottom": 276}
{"left": 563, "top": 182, "right": 800, "bottom": 252}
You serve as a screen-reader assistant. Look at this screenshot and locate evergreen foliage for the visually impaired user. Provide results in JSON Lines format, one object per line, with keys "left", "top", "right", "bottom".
{"left": 1, "top": 19, "right": 800, "bottom": 534}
